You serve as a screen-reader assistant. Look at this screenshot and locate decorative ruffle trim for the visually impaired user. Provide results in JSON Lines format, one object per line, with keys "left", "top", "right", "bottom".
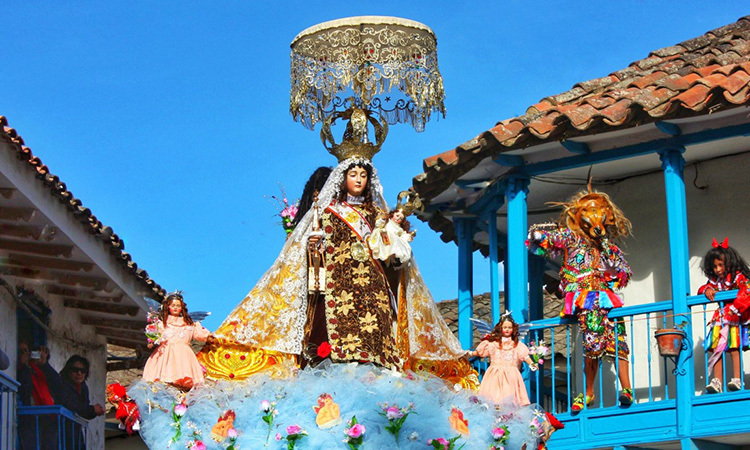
{"left": 562, "top": 290, "right": 624, "bottom": 316}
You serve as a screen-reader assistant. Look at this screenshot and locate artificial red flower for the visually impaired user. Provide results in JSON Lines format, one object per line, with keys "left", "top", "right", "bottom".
{"left": 317, "top": 342, "right": 332, "bottom": 358}
{"left": 545, "top": 412, "right": 564, "bottom": 429}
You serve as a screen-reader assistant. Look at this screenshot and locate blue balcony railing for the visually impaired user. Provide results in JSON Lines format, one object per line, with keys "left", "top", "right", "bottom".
{"left": 17, "top": 405, "right": 89, "bottom": 450}
{"left": 470, "top": 290, "right": 750, "bottom": 448}
{"left": 1, "top": 370, "right": 19, "bottom": 450}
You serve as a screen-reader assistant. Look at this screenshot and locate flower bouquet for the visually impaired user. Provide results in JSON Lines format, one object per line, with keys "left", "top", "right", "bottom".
{"left": 276, "top": 425, "right": 307, "bottom": 450}
{"left": 259, "top": 400, "right": 278, "bottom": 445}
{"left": 343, "top": 416, "right": 365, "bottom": 450}
{"left": 427, "top": 435, "right": 464, "bottom": 450}
{"left": 269, "top": 185, "right": 299, "bottom": 236}
{"left": 377, "top": 401, "right": 416, "bottom": 442}
{"left": 489, "top": 425, "right": 509, "bottom": 450}
{"left": 528, "top": 339, "right": 551, "bottom": 366}
{"left": 144, "top": 311, "right": 162, "bottom": 346}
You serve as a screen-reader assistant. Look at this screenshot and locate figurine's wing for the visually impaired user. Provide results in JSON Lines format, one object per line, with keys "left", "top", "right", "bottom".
{"left": 144, "top": 298, "right": 161, "bottom": 314}
{"left": 518, "top": 323, "right": 532, "bottom": 340}
{"left": 189, "top": 311, "right": 211, "bottom": 322}
{"left": 469, "top": 317, "right": 493, "bottom": 336}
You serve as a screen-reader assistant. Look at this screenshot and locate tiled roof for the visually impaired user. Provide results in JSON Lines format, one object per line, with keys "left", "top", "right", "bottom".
{"left": 414, "top": 15, "right": 750, "bottom": 201}
{"left": 0, "top": 115, "right": 166, "bottom": 301}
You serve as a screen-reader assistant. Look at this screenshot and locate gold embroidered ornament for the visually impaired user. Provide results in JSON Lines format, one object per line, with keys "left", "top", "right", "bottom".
{"left": 290, "top": 16, "right": 445, "bottom": 133}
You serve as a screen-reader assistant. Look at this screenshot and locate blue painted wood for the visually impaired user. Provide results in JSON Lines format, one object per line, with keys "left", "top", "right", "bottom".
{"left": 484, "top": 207, "right": 502, "bottom": 326}
{"left": 455, "top": 217, "right": 475, "bottom": 349}
{"left": 504, "top": 174, "right": 530, "bottom": 323}
{"left": 494, "top": 153, "right": 525, "bottom": 167}
{"left": 655, "top": 121, "right": 682, "bottom": 136}
{"left": 561, "top": 139, "right": 590, "bottom": 154}
{"left": 659, "top": 146, "right": 694, "bottom": 438}
{"left": 528, "top": 255, "right": 544, "bottom": 321}
{"left": 521, "top": 122, "right": 750, "bottom": 176}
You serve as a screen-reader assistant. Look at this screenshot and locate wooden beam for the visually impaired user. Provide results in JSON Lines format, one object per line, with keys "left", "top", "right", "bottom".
{"left": 0, "top": 207, "right": 36, "bottom": 222}
{"left": 46, "top": 285, "right": 122, "bottom": 302}
{"left": 65, "top": 299, "right": 139, "bottom": 316}
{"left": 1, "top": 267, "right": 112, "bottom": 291}
{"left": 107, "top": 358, "right": 148, "bottom": 372}
{"left": 95, "top": 327, "right": 145, "bottom": 340}
{"left": 83, "top": 316, "right": 145, "bottom": 330}
{"left": 0, "top": 224, "right": 45, "bottom": 240}
{"left": 5, "top": 253, "right": 94, "bottom": 272}
{"left": 55, "top": 273, "right": 112, "bottom": 291}
{"left": 104, "top": 337, "right": 142, "bottom": 350}
{"left": 0, "top": 238, "right": 73, "bottom": 258}
{"left": 61, "top": 295, "right": 122, "bottom": 306}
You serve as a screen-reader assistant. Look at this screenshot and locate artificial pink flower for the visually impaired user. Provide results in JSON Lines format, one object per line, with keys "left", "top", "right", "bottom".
{"left": 286, "top": 424, "right": 303, "bottom": 435}
{"left": 346, "top": 423, "right": 366, "bottom": 438}
{"left": 173, "top": 403, "right": 187, "bottom": 417}
{"left": 260, "top": 400, "right": 271, "bottom": 412}
{"left": 189, "top": 441, "right": 206, "bottom": 450}
{"left": 385, "top": 406, "right": 402, "bottom": 420}
{"left": 491, "top": 427, "right": 506, "bottom": 439}
{"left": 227, "top": 428, "right": 237, "bottom": 439}
{"left": 275, "top": 433, "right": 282, "bottom": 441}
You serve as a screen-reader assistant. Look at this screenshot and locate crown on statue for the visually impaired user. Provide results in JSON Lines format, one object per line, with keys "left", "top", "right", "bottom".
{"left": 321, "top": 106, "right": 388, "bottom": 162}
{"left": 395, "top": 189, "right": 424, "bottom": 217}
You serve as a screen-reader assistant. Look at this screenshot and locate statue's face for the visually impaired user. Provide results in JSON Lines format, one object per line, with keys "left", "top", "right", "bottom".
{"left": 345, "top": 166, "right": 368, "bottom": 197}
{"left": 575, "top": 196, "right": 611, "bottom": 240}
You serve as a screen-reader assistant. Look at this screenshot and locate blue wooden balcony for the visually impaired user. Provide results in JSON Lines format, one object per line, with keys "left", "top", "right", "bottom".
{"left": 17, "top": 405, "right": 89, "bottom": 450}
{"left": 1, "top": 370, "right": 19, "bottom": 450}
{"left": 472, "top": 290, "right": 750, "bottom": 449}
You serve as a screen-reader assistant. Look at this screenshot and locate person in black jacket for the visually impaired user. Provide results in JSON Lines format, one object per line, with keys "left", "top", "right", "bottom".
{"left": 38, "top": 351, "right": 105, "bottom": 449}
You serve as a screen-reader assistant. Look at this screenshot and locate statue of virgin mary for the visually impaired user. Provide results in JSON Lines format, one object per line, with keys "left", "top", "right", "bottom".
{"left": 198, "top": 117, "right": 476, "bottom": 388}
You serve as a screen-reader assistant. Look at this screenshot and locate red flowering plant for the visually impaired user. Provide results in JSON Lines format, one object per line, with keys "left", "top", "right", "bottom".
{"left": 343, "top": 416, "right": 366, "bottom": 450}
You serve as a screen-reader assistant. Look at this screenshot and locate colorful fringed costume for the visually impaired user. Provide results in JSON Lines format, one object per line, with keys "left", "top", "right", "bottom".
{"left": 701, "top": 272, "right": 750, "bottom": 361}
{"left": 528, "top": 226, "right": 632, "bottom": 360}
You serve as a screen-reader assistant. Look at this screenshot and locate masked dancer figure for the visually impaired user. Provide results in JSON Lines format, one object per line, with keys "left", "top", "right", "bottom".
{"left": 527, "top": 187, "right": 633, "bottom": 410}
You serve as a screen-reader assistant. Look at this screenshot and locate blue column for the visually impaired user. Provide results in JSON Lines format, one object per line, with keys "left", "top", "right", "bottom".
{"left": 505, "top": 174, "right": 531, "bottom": 323}
{"left": 659, "top": 146, "right": 693, "bottom": 439}
{"left": 528, "top": 255, "right": 545, "bottom": 321}
{"left": 455, "top": 217, "right": 475, "bottom": 349}
{"left": 484, "top": 204, "right": 502, "bottom": 326}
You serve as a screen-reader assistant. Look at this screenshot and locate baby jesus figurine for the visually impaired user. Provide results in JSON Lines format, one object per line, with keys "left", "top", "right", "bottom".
{"left": 368, "top": 207, "right": 415, "bottom": 268}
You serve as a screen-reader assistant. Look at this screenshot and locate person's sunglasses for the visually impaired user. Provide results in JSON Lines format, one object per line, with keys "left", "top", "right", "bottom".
{"left": 70, "top": 367, "right": 87, "bottom": 374}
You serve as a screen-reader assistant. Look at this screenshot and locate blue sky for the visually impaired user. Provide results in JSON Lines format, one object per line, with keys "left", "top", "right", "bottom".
{"left": 3, "top": 2, "right": 748, "bottom": 329}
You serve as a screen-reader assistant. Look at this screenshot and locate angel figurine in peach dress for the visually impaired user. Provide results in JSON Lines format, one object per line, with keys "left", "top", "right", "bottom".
{"left": 467, "top": 313, "right": 537, "bottom": 407}
{"left": 142, "top": 292, "right": 212, "bottom": 390}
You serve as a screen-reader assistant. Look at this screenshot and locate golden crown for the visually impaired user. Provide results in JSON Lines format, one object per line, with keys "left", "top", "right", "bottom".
{"left": 395, "top": 189, "right": 424, "bottom": 217}
{"left": 320, "top": 107, "right": 388, "bottom": 162}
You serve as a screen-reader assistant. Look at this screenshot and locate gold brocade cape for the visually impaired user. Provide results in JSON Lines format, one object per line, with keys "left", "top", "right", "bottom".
{"left": 198, "top": 157, "right": 477, "bottom": 388}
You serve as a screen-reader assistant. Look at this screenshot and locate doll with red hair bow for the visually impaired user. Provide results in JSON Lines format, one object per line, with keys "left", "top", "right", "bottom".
{"left": 699, "top": 238, "right": 750, "bottom": 393}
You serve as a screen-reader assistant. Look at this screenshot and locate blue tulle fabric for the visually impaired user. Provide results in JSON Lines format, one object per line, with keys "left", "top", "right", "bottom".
{"left": 129, "top": 362, "right": 547, "bottom": 449}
